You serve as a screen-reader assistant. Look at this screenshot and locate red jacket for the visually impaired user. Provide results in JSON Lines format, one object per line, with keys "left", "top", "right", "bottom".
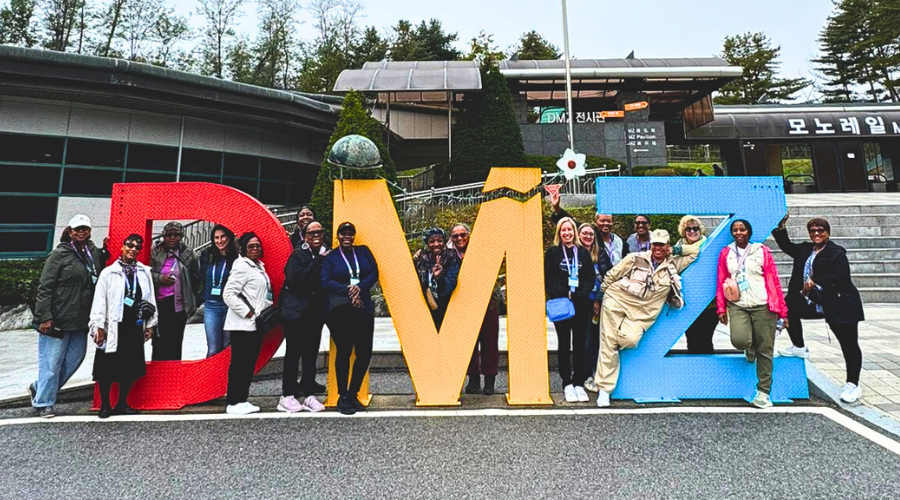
{"left": 716, "top": 244, "right": 788, "bottom": 318}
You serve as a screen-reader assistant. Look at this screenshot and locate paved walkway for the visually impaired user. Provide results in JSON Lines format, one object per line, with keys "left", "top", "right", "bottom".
{"left": 3, "top": 305, "right": 899, "bottom": 422}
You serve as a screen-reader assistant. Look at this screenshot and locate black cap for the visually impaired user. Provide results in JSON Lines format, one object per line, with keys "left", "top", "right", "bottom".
{"left": 337, "top": 222, "right": 356, "bottom": 235}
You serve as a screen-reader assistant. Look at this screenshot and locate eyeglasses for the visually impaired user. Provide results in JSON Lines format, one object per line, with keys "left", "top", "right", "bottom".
{"left": 125, "top": 242, "right": 143, "bottom": 250}
{"left": 246, "top": 244, "right": 262, "bottom": 249}
{"left": 164, "top": 233, "right": 183, "bottom": 238}
{"left": 306, "top": 230, "right": 324, "bottom": 237}
{"left": 451, "top": 233, "right": 469, "bottom": 239}
{"left": 808, "top": 228, "right": 827, "bottom": 234}
{"left": 635, "top": 221, "right": 649, "bottom": 226}
{"left": 685, "top": 226, "right": 701, "bottom": 233}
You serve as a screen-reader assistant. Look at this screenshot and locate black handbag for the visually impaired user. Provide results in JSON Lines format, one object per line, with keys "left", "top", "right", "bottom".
{"left": 238, "top": 293, "right": 281, "bottom": 332}
{"left": 329, "top": 292, "right": 352, "bottom": 311}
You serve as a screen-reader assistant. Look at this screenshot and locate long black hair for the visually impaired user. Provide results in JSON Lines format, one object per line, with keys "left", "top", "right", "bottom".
{"left": 238, "top": 232, "right": 263, "bottom": 259}
{"left": 207, "top": 224, "right": 239, "bottom": 262}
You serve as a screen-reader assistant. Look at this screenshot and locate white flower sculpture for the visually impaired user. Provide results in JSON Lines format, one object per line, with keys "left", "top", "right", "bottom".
{"left": 556, "top": 148, "right": 586, "bottom": 181}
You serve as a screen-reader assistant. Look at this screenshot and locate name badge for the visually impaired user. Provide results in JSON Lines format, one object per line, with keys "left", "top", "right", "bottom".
{"left": 350, "top": 278, "right": 360, "bottom": 286}
{"left": 123, "top": 297, "right": 135, "bottom": 307}
{"left": 266, "top": 291, "right": 273, "bottom": 301}
{"left": 91, "top": 276, "right": 98, "bottom": 284}
{"left": 211, "top": 287, "right": 222, "bottom": 296}
{"left": 568, "top": 277, "right": 579, "bottom": 288}
{"left": 737, "top": 276, "right": 750, "bottom": 291}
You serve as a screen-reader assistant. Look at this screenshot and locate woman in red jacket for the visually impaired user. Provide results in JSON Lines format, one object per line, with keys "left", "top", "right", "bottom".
{"left": 716, "top": 219, "right": 788, "bottom": 409}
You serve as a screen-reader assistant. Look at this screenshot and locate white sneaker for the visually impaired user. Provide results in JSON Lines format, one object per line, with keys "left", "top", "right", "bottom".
{"left": 583, "top": 377, "right": 599, "bottom": 393}
{"left": 840, "top": 382, "right": 862, "bottom": 403}
{"left": 575, "top": 386, "right": 590, "bottom": 402}
{"left": 751, "top": 391, "right": 773, "bottom": 409}
{"left": 596, "top": 391, "right": 610, "bottom": 407}
{"left": 563, "top": 384, "right": 578, "bottom": 402}
{"left": 277, "top": 395, "right": 303, "bottom": 413}
{"left": 301, "top": 395, "right": 325, "bottom": 412}
{"left": 245, "top": 402, "right": 260, "bottom": 413}
{"left": 226, "top": 402, "right": 260, "bottom": 415}
{"left": 779, "top": 345, "right": 810, "bottom": 359}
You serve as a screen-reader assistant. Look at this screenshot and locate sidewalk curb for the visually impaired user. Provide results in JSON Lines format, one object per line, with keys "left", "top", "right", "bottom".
{"left": 805, "top": 359, "right": 900, "bottom": 439}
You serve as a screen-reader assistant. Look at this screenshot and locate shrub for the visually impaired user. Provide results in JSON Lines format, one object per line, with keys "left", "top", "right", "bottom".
{"left": 0, "top": 258, "right": 46, "bottom": 308}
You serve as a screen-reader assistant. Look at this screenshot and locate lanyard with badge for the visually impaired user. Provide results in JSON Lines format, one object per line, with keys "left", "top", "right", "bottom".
{"left": 72, "top": 243, "right": 98, "bottom": 284}
{"left": 340, "top": 247, "right": 361, "bottom": 286}
{"left": 734, "top": 245, "right": 752, "bottom": 292}
{"left": 123, "top": 271, "right": 138, "bottom": 307}
{"left": 605, "top": 237, "right": 616, "bottom": 262}
{"left": 210, "top": 260, "right": 227, "bottom": 296}
{"left": 562, "top": 246, "right": 579, "bottom": 291}
{"left": 252, "top": 261, "right": 273, "bottom": 302}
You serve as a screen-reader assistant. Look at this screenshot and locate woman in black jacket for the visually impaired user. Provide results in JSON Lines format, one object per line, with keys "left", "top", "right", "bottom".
{"left": 413, "top": 228, "right": 459, "bottom": 330}
{"left": 277, "top": 221, "right": 328, "bottom": 413}
{"left": 544, "top": 217, "right": 596, "bottom": 404}
{"left": 773, "top": 216, "right": 865, "bottom": 403}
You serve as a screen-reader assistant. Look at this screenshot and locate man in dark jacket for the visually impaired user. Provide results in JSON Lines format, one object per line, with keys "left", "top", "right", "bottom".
{"left": 150, "top": 222, "right": 201, "bottom": 361}
{"left": 31, "top": 214, "right": 109, "bottom": 417}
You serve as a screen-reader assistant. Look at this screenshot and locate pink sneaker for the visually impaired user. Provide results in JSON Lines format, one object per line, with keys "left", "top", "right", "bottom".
{"left": 277, "top": 395, "right": 303, "bottom": 413}
{"left": 301, "top": 395, "right": 325, "bottom": 412}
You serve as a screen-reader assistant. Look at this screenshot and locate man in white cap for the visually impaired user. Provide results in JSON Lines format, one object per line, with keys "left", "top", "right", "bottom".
{"left": 593, "top": 228, "right": 698, "bottom": 407}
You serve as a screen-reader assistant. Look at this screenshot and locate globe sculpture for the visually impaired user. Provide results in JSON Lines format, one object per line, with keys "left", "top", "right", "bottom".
{"left": 327, "top": 134, "right": 382, "bottom": 170}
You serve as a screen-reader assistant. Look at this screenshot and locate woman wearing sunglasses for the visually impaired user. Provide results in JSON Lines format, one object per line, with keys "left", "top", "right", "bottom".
{"left": 676, "top": 215, "right": 718, "bottom": 354}
{"left": 89, "top": 234, "right": 157, "bottom": 418}
{"left": 772, "top": 216, "right": 865, "bottom": 403}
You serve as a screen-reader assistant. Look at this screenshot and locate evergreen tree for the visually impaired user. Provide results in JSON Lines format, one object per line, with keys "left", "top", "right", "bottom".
{"left": 389, "top": 18, "right": 461, "bottom": 61}
{"left": 439, "top": 62, "right": 526, "bottom": 186}
{"left": 0, "top": 0, "right": 39, "bottom": 47}
{"left": 309, "top": 90, "right": 398, "bottom": 231}
{"left": 509, "top": 30, "right": 560, "bottom": 60}
{"left": 350, "top": 26, "right": 388, "bottom": 67}
{"left": 715, "top": 32, "right": 809, "bottom": 104}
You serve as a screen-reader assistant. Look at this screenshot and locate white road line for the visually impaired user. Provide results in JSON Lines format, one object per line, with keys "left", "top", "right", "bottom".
{"left": 1, "top": 406, "right": 898, "bottom": 456}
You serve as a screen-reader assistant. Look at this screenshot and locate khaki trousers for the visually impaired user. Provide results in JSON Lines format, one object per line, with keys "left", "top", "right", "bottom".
{"left": 728, "top": 304, "right": 776, "bottom": 394}
{"left": 594, "top": 296, "right": 645, "bottom": 394}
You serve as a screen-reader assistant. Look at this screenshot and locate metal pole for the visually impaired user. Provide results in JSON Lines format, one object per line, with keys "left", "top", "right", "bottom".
{"left": 386, "top": 95, "right": 391, "bottom": 152}
{"left": 561, "top": 0, "right": 575, "bottom": 153}
{"left": 176, "top": 115, "right": 185, "bottom": 182}
{"left": 448, "top": 91, "right": 453, "bottom": 162}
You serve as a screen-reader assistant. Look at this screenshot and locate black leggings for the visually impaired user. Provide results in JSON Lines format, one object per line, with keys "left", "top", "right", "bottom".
{"left": 282, "top": 314, "right": 325, "bottom": 396}
{"left": 98, "top": 380, "right": 133, "bottom": 409}
{"left": 226, "top": 330, "right": 264, "bottom": 405}
{"left": 327, "top": 307, "right": 375, "bottom": 396}
{"left": 553, "top": 301, "right": 590, "bottom": 387}
{"left": 829, "top": 322, "right": 862, "bottom": 385}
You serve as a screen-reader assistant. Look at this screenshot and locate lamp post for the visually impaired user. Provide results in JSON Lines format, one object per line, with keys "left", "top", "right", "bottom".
{"left": 561, "top": 0, "right": 575, "bottom": 154}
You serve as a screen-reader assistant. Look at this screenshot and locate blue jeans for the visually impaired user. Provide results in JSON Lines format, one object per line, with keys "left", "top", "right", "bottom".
{"left": 204, "top": 300, "right": 230, "bottom": 357}
{"left": 33, "top": 329, "right": 88, "bottom": 408}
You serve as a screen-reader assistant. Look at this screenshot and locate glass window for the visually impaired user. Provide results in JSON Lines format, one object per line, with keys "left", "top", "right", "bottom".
{"left": 222, "top": 177, "right": 258, "bottom": 197}
{"left": 0, "top": 134, "right": 64, "bottom": 163}
{"left": 180, "top": 149, "right": 222, "bottom": 176}
{"left": 125, "top": 171, "right": 176, "bottom": 183}
{"left": 180, "top": 173, "right": 221, "bottom": 183}
{"left": 65, "top": 139, "right": 126, "bottom": 167}
{"left": 0, "top": 196, "right": 58, "bottom": 224}
{"left": 224, "top": 153, "right": 258, "bottom": 178}
{"left": 0, "top": 166, "right": 60, "bottom": 194}
{"left": 0, "top": 230, "right": 53, "bottom": 253}
{"left": 260, "top": 158, "right": 293, "bottom": 182}
{"left": 127, "top": 144, "right": 178, "bottom": 171}
{"left": 258, "top": 181, "right": 287, "bottom": 205}
{"left": 60, "top": 168, "right": 122, "bottom": 196}
{"left": 288, "top": 183, "right": 314, "bottom": 205}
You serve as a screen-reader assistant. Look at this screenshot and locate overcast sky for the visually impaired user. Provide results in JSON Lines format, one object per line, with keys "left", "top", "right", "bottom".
{"left": 172, "top": 0, "right": 833, "bottom": 87}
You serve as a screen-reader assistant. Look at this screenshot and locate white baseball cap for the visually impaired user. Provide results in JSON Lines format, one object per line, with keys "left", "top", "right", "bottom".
{"left": 67, "top": 214, "right": 92, "bottom": 229}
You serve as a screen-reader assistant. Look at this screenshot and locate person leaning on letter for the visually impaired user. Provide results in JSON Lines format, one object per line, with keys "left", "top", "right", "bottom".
{"left": 593, "top": 229, "right": 697, "bottom": 407}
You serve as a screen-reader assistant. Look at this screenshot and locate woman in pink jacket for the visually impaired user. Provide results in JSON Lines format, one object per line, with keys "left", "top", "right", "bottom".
{"left": 716, "top": 219, "right": 788, "bottom": 409}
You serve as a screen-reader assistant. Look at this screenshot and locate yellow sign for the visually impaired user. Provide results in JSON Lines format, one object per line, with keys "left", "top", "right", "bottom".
{"left": 328, "top": 168, "right": 552, "bottom": 406}
{"left": 624, "top": 101, "right": 649, "bottom": 111}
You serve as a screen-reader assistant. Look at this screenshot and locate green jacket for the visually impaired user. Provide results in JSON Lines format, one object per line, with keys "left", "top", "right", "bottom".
{"left": 34, "top": 241, "right": 108, "bottom": 332}
{"left": 150, "top": 242, "right": 201, "bottom": 317}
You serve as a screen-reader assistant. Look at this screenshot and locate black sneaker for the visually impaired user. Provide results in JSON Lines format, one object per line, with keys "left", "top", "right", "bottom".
{"left": 98, "top": 406, "right": 112, "bottom": 419}
{"left": 36, "top": 406, "right": 55, "bottom": 418}
{"left": 336, "top": 395, "right": 356, "bottom": 415}
{"left": 27, "top": 383, "right": 36, "bottom": 401}
{"left": 352, "top": 396, "right": 367, "bottom": 412}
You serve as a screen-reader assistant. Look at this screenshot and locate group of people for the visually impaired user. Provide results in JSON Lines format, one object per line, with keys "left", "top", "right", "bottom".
{"left": 29, "top": 199, "right": 866, "bottom": 417}
{"left": 548, "top": 195, "right": 865, "bottom": 408}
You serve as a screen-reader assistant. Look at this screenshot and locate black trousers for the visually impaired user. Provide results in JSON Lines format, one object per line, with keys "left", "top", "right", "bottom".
{"left": 327, "top": 307, "right": 375, "bottom": 396}
{"left": 282, "top": 314, "right": 325, "bottom": 397}
{"left": 152, "top": 296, "right": 187, "bottom": 361}
{"left": 829, "top": 322, "right": 863, "bottom": 385}
{"left": 226, "top": 329, "right": 264, "bottom": 405}
{"left": 685, "top": 306, "right": 718, "bottom": 354}
{"left": 553, "top": 301, "right": 591, "bottom": 387}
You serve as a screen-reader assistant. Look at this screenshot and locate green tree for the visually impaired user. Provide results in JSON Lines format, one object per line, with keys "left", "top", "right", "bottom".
{"left": 309, "top": 90, "right": 398, "bottom": 231}
{"left": 439, "top": 62, "right": 526, "bottom": 186}
{"left": 464, "top": 30, "right": 505, "bottom": 65}
{"left": 117, "top": 0, "right": 163, "bottom": 61}
{"left": 42, "top": 0, "right": 83, "bottom": 51}
{"left": 350, "top": 26, "right": 388, "bottom": 67}
{"left": 95, "top": 0, "right": 127, "bottom": 57}
{"left": 389, "top": 18, "right": 461, "bottom": 61}
{"left": 152, "top": 9, "right": 192, "bottom": 67}
{"left": 714, "top": 32, "right": 809, "bottom": 104}
{"left": 0, "top": 0, "right": 39, "bottom": 47}
{"left": 509, "top": 30, "right": 560, "bottom": 60}
{"left": 197, "top": 0, "right": 245, "bottom": 78}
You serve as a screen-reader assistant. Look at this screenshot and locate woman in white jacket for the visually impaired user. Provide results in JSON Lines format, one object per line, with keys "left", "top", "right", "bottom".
{"left": 89, "top": 234, "right": 158, "bottom": 418}
{"left": 222, "top": 232, "right": 273, "bottom": 415}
